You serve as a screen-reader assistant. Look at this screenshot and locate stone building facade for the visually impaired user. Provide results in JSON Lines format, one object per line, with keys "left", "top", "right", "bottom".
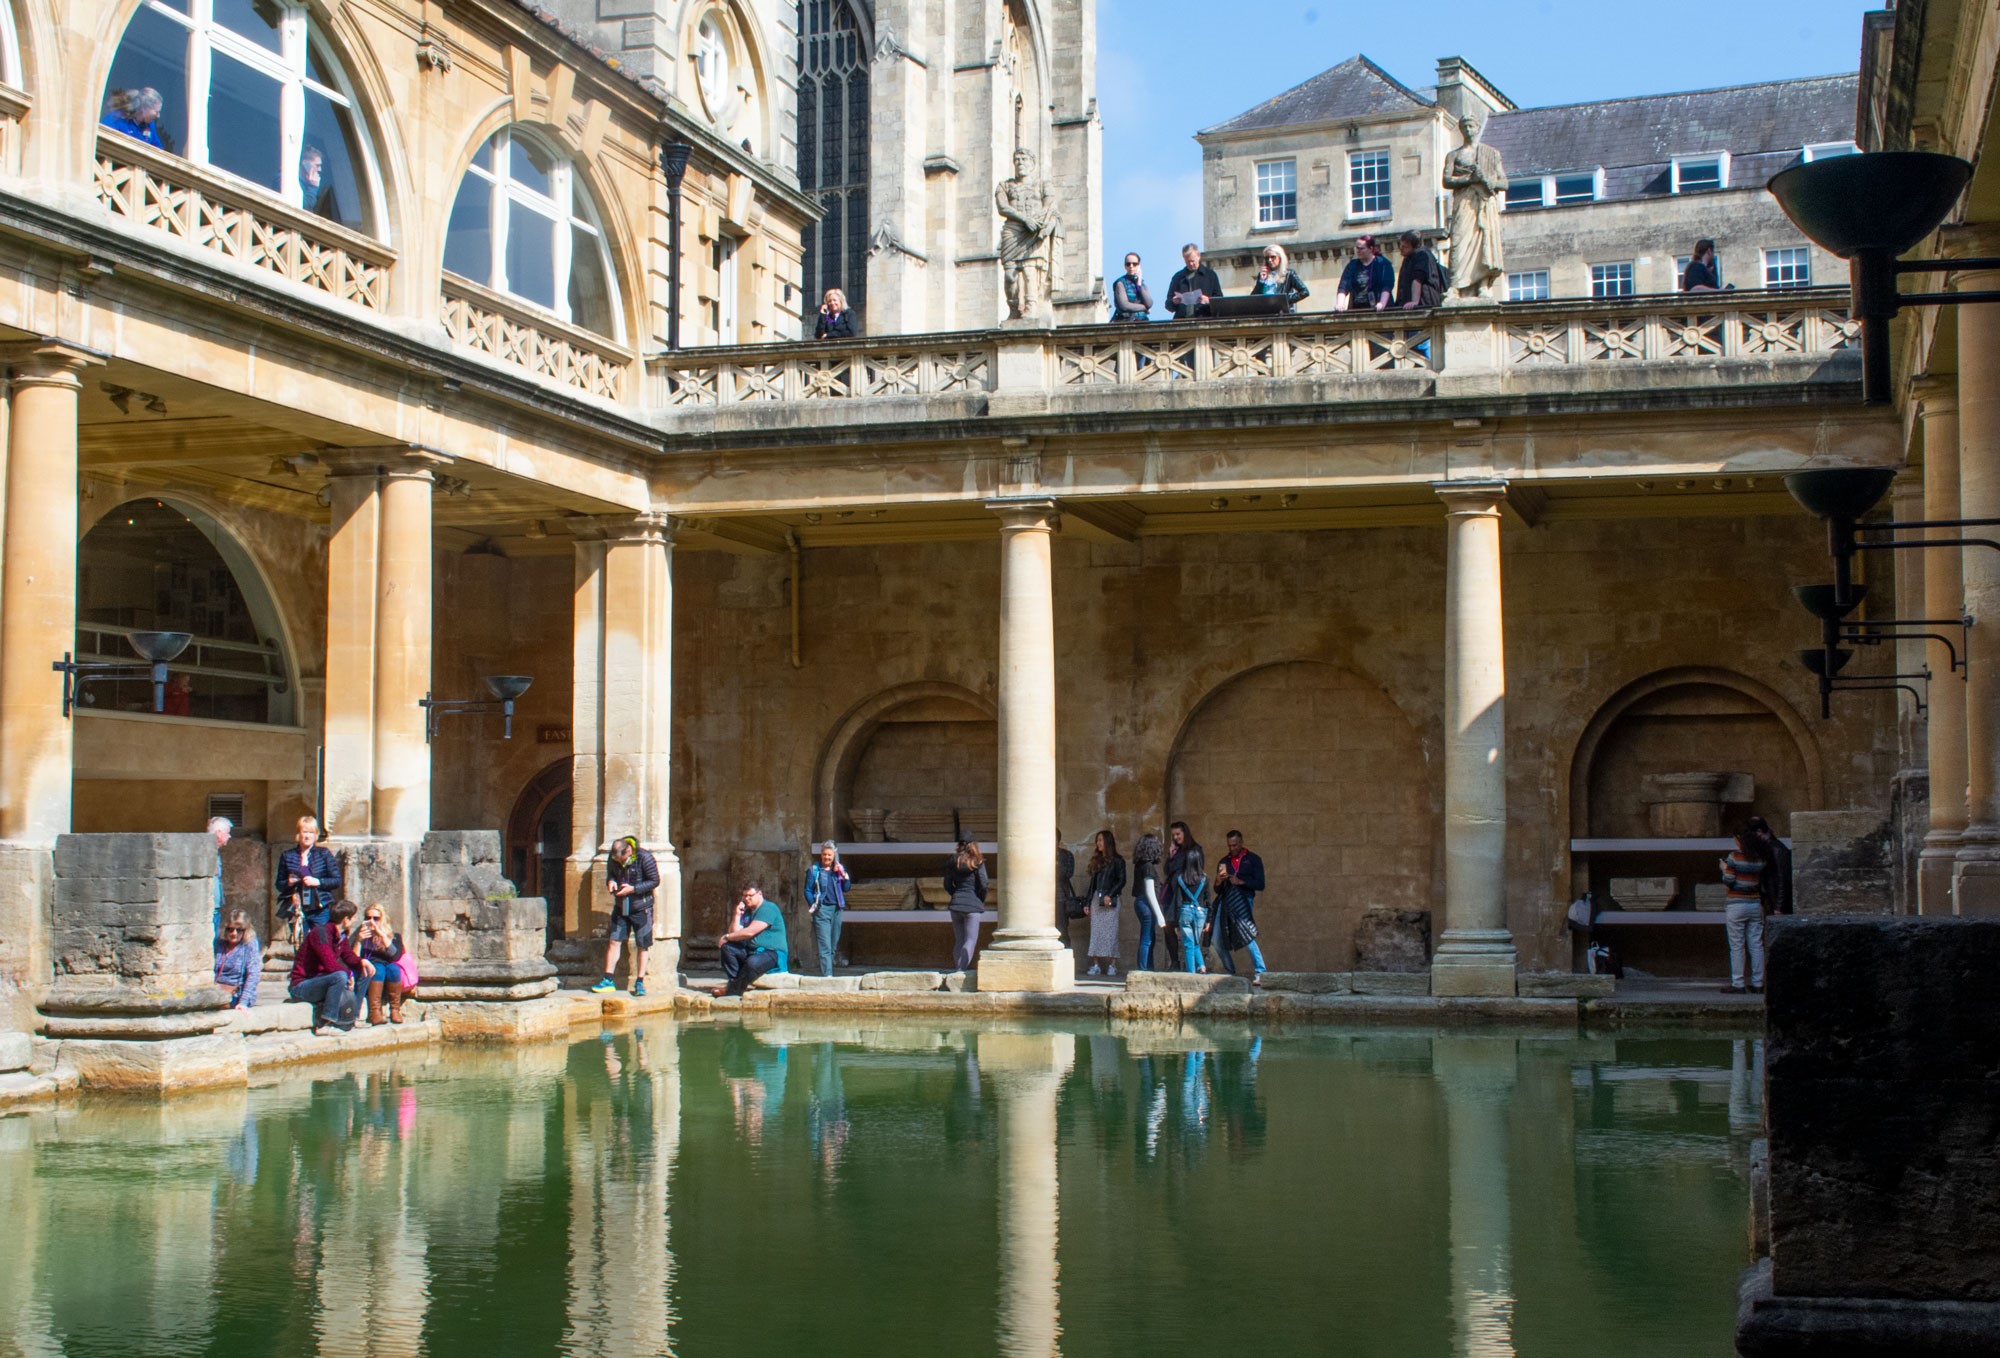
{"left": 1196, "top": 54, "right": 1853, "bottom": 305}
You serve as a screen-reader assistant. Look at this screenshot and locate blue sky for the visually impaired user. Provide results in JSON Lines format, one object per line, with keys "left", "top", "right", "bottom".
{"left": 1094, "top": 0, "right": 1883, "bottom": 300}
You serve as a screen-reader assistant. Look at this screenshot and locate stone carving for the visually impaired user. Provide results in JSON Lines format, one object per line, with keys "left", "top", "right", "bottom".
{"left": 996, "top": 148, "right": 1063, "bottom": 320}
{"left": 1442, "top": 115, "right": 1507, "bottom": 302}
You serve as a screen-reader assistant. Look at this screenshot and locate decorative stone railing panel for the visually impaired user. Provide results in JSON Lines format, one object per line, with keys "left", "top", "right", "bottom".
{"left": 1052, "top": 324, "right": 1433, "bottom": 388}
{"left": 662, "top": 345, "right": 994, "bottom": 407}
{"left": 440, "top": 280, "right": 632, "bottom": 403}
{"left": 94, "top": 135, "right": 391, "bottom": 312}
{"left": 1504, "top": 304, "right": 1860, "bottom": 368}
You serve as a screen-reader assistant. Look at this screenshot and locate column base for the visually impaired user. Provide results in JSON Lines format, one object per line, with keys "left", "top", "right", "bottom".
{"left": 1431, "top": 932, "right": 1518, "bottom": 997}
{"left": 1919, "top": 834, "right": 1962, "bottom": 916}
{"left": 338, "top": 837, "right": 421, "bottom": 935}
{"left": 975, "top": 939, "right": 1077, "bottom": 994}
{"left": 1953, "top": 835, "right": 2000, "bottom": 917}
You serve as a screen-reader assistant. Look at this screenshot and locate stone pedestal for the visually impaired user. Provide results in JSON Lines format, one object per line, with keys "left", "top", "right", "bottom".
{"left": 1738, "top": 917, "right": 2000, "bottom": 1355}
{"left": 412, "top": 831, "right": 558, "bottom": 1019}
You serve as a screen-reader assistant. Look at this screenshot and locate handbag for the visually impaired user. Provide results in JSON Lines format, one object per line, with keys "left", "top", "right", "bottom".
{"left": 395, "top": 950, "right": 419, "bottom": 990}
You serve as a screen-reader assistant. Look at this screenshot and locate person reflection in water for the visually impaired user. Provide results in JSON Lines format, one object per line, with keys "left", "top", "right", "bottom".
{"left": 722, "top": 1027, "right": 787, "bottom": 1148}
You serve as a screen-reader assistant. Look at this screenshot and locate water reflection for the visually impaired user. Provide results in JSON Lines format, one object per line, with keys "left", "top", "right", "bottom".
{"left": 0, "top": 1024, "right": 1763, "bottom": 1358}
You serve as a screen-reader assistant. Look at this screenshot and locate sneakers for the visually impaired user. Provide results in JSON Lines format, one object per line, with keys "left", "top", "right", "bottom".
{"left": 632, "top": 979, "right": 647, "bottom": 998}
{"left": 1086, "top": 964, "right": 1102, "bottom": 977}
{"left": 589, "top": 977, "right": 616, "bottom": 994}
{"left": 1106, "top": 963, "right": 1117, "bottom": 976}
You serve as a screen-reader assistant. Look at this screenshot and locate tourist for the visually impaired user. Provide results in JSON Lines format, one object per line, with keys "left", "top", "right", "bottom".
{"left": 1172, "top": 842, "right": 1210, "bottom": 975}
{"left": 712, "top": 882, "right": 790, "bottom": 997}
{"left": 1720, "top": 831, "right": 1768, "bottom": 995}
{"left": 213, "top": 910, "right": 260, "bottom": 1010}
{"left": 355, "top": 903, "right": 407, "bottom": 1025}
{"left": 1251, "top": 244, "right": 1310, "bottom": 312}
{"left": 591, "top": 835, "right": 659, "bottom": 997}
{"left": 944, "top": 840, "right": 989, "bottom": 972}
{"left": 1212, "top": 829, "right": 1269, "bottom": 985}
{"left": 1166, "top": 243, "right": 1222, "bottom": 319}
{"left": 300, "top": 145, "right": 344, "bottom": 223}
{"left": 1131, "top": 831, "right": 1167, "bottom": 970}
{"left": 289, "top": 899, "right": 364, "bottom": 1034}
{"left": 1682, "top": 239, "right": 1722, "bottom": 293}
{"left": 805, "top": 841, "right": 851, "bottom": 977}
{"left": 1395, "top": 231, "right": 1446, "bottom": 310}
{"left": 814, "top": 288, "right": 857, "bottom": 339}
{"left": 102, "top": 87, "right": 164, "bottom": 149}
{"left": 207, "top": 814, "right": 232, "bottom": 937}
{"left": 1163, "top": 821, "right": 1199, "bottom": 971}
{"left": 1082, "top": 829, "right": 1127, "bottom": 976}
{"left": 274, "top": 815, "right": 342, "bottom": 941}
{"left": 1748, "top": 815, "right": 1794, "bottom": 915}
{"left": 162, "top": 673, "right": 193, "bottom": 716}
{"left": 1335, "top": 235, "right": 1395, "bottom": 313}
{"left": 1111, "top": 252, "right": 1153, "bottom": 321}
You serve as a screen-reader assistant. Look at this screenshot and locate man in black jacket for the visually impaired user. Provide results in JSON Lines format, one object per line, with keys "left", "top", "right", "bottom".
{"left": 1748, "top": 816, "right": 1794, "bottom": 915}
{"left": 593, "top": 835, "right": 660, "bottom": 997}
{"left": 274, "top": 815, "right": 342, "bottom": 942}
{"left": 1395, "top": 230, "right": 1446, "bottom": 310}
{"left": 1210, "top": 829, "right": 1269, "bottom": 980}
{"left": 1166, "top": 243, "right": 1224, "bottom": 319}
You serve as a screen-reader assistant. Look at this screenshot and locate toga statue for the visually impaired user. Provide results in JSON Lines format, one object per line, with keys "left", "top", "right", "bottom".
{"left": 1442, "top": 115, "right": 1507, "bottom": 302}
{"left": 996, "top": 148, "right": 1064, "bottom": 319}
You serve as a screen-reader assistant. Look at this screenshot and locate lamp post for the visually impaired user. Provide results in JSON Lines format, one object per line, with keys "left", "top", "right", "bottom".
{"left": 660, "top": 142, "right": 693, "bottom": 353}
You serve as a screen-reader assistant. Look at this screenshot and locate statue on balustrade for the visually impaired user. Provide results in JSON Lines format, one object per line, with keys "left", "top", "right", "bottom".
{"left": 1442, "top": 115, "right": 1508, "bottom": 303}
{"left": 996, "top": 148, "right": 1065, "bottom": 320}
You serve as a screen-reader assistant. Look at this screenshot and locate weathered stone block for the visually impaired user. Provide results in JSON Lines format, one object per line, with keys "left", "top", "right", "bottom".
{"left": 794, "top": 975, "right": 863, "bottom": 992}
{"left": 1258, "top": 971, "right": 1351, "bottom": 994}
{"left": 413, "top": 831, "right": 553, "bottom": 1000}
{"left": 49, "top": 833, "right": 215, "bottom": 989}
{"left": 426, "top": 995, "right": 574, "bottom": 1042}
{"left": 53, "top": 1032, "right": 247, "bottom": 1092}
{"left": 1517, "top": 971, "right": 1615, "bottom": 999}
{"left": 1125, "top": 971, "right": 1251, "bottom": 995}
{"left": 858, "top": 970, "right": 945, "bottom": 991}
{"left": 1791, "top": 810, "right": 1894, "bottom": 915}
{"left": 1353, "top": 908, "right": 1431, "bottom": 972}
{"left": 0, "top": 1030, "right": 31, "bottom": 1072}
{"left": 1351, "top": 971, "right": 1430, "bottom": 996}
{"left": 973, "top": 951, "right": 1076, "bottom": 993}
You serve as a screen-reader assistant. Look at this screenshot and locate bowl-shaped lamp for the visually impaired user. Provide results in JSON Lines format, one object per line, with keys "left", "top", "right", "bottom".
{"left": 1784, "top": 468, "right": 1898, "bottom": 522}
{"left": 1794, "top": 583, "right": 1869, "bottom": 622}
{"left": 1767, "top": 152, "right": 1972, "bottom": 258}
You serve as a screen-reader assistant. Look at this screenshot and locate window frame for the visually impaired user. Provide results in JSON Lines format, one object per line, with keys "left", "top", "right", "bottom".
{"left": 1802, "top": 141, "right": 1860, "bottom": 162}
{"left": 1506, "top": 269, "right": 1550, "bottom": 302}
{"left": 1254, "top": 157, "right": 1298, "bottom": 228}
{"left": 445, "top": 126, "right": 625, "bottom": 341}
{"left": 1590, "top": 261, "right": 1635, "bottom": 298}
{"left": 117, "top": 0, "right": 381, "bottom": 231}
{"left": 1763, "top": 245, "right": 1812, "bottom": 290}
{"left": 1502, "top": 168, "right": 1602, "bottom": 211}
{"left": 1346, "top": 148, "right": 1391, "bottom": 220}
{"left": 1670, "top": 152, "right": 1731, "bottom": 194}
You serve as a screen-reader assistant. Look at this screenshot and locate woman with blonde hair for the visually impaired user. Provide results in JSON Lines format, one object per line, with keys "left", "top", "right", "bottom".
{"left": 814, "top": 287, "right": 857, "bottom": 339}
{"left": 1252, "top": 243, "right": 1310, "bottom": 312}
{"left": 213, "top": 910, "right": 261, "bottom": 1009}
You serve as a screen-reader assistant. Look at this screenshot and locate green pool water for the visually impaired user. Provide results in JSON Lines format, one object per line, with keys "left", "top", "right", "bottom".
{"left": 0, "top": 1022, "right": 1761, "bottom": 1357}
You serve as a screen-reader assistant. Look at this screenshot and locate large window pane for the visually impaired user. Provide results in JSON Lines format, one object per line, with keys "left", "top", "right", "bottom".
{"left": 443, "top": 183, "right": 492, "bottom": 284}
{"left": 213, "top": 0, "right": 283, "bottom": 55}
{"left": 105, "top": 7, "right": 190, "bottom": 155}
{"left": 568, "top": 226, "right": 613, "bottom": 335}
{"left": 207, "top": 51, "right": 283, "bottom": 191}
{"left": 510, "top": 138, "right": 554, "bottom": 198}
{"left": 302, "top": 88, "right": 365, "bottom": 229}
{"left": 506, "top": 200, "right": 557, "bottom": 308}
{"left": 470, "top": 133, "right": 497, "bottom": 174}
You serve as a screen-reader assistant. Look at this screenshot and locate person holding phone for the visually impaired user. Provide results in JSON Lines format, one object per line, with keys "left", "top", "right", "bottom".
{"left": 591, "top": 835, "right": 660, "bottom": 997}
{"left": 1111, "top": 253, "right": 1153, "bottom": 321}
{"left": 805, "top": 841, "right": 851, "bottom": 977}
{"left": 814, "top": 288, "right": 857, "bottom": 340}
{"left": 355, "top": 903, "right": 408, "bottom": 1025}
{"left": 274, "top": 815, "right": 342, "bottom": 942}
{"left": 1251, "top": 244, "right": 1310, "bottom": 312}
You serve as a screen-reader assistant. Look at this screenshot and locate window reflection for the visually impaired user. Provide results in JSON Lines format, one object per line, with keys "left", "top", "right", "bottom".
{"left": 207, "top": 52, "right": 282, "bottom": 193}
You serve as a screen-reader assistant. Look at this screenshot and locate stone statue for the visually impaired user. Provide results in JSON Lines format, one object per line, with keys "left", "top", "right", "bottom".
{"left": 996, "top": 148, "right": 1064, "bottom": 320}
{"left": 1442, "top": 115, "right": 1507, "bottom": 302}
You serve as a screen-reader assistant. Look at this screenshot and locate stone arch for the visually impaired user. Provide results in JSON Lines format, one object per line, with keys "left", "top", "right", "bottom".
{"left": 813, "top": 680, "right": 997, "bottom": 842}
{"left": 1165, "top": 661, "right": 1434, "bottom": 971}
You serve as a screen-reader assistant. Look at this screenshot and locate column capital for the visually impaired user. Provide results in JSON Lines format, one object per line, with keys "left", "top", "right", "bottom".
{"left": 582, "top": 511, "right": 676, "bottom": 546}
{"left": 321, "top": 445, "right": 452, "bottom": 480}
{"left": 1911, "top": 372, "right": 1959, "bottom": 417}
{"left": 1433, "top": 479, "right": 1509, "bottom": 516}
{"left": 986, "top": 496, "right": 1061, "bottom": 532}
{"left": 1939, "top": 222, "right": 2000, "bottom": 260}
{"left": 1, "top": 339, "right": 104, "bottom": 388}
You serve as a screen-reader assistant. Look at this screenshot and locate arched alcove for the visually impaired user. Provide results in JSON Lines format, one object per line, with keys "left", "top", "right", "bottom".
{"left": 77, "top": 497, "right": 297, "bottom": 725}
{"left": 813, "top": 681, "right": 997, "bottom": 842}
{"left": 505, "top": 758, "right": 573, "bottom": 937}
{"left": 1165, "top": 661, "right": 1433, "bottom": 971}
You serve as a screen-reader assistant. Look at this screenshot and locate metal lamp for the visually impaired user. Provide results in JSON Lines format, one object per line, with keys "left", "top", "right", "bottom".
{"left": 419, "top": 674, "right": 533, "bottom": 740}
{"left": 53, "top": 630, "right": 193, "bottom": 717}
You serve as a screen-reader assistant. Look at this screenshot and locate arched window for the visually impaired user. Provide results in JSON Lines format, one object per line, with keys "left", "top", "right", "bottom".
{"left": 443, "top": 127, "right": 620, "bottom": 338}
{"left": 103, "top": 0, "right": 379, "bottom": 233}
{"left": 796, "top": 0, "right": 869, "bottom": 323}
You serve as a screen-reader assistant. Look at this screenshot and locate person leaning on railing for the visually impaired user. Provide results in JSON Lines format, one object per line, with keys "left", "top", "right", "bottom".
{"left": 1334, "top": 234, "right": 1395, "bottom": 313}
{"left": 814, "top": 288, "right": 858, "bottom": 339}
{"left": 1166, "top": 243, "right": 1223, "bottom": 319}
{"left": 1395, "top": 231, "right": 1447, "bottom": 310}
{"left": 1251, "top": 243, "right": 1310, "bottom": 313}
{"left": 102, "top": 87, "right": 165, "bottom": 150}
{"left": 1111, "top": 252, "right": 1154, "bottom": 321}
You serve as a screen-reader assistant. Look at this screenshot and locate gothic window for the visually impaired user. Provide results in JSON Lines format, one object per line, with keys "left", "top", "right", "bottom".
{"left": 104, "top": 0, "right": 379, "bottom": 233}
{"left": 796, "top": 0, "right": 868, "bottom": 326}
{"left": 443, "top": 126, "right": 621, "bottom": 339}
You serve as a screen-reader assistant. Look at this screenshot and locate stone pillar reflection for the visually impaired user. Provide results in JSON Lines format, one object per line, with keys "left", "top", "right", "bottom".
{"left": 1432, "top": 482, "right": 1516, "bottom": 995}
{"left": 1436, "top": 1038, "right": 1519, "bottom": 1358}
{"left": 1915, "top": 379, "right": 1966, "bottom": 914}
{"left": 978, "top": 499, "right": 1073, "bottom": 992}
{"left": 0, "top": 343, "right": 98, "bottom": 842}
{"left": 569, "top": 515, "right": 681, "bottom": 966}
{"left": 984, "top": 1031, "right": 1074, "bottom": 1358}
{"left": 1951, "top": 229, "right": 2000, "bottom": 915}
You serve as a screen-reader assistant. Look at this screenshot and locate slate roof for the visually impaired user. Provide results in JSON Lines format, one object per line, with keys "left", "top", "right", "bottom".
{"left": 1483, "top": 74, "right": 1860, "bottom": 200}
{"left": 1199, "top": 56, "right": 1432, "bottom": 136}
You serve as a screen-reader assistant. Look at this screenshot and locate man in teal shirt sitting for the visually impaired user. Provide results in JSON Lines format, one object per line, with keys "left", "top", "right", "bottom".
{"left": 712, "top": 882, "right": 790, "bottom": 997}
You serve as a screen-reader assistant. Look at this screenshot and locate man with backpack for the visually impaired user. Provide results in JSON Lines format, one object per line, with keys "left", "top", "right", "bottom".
{"left": 1395, "top": 230, "right": 1447, "bottom": 310}
{"left": 591, "top": 835, "right": 660, "bottom": 997}
{"left": 289, "top": 899, "right": 364, "bottom": 1035}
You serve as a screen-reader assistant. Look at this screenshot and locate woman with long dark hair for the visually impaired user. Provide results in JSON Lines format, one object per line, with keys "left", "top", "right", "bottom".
{"left": 1131, "top": 831, "right": 1167, "bottom": 970}
{"left": 1163, "top": 821, "right": 1199, "bottom": 969}
{"left": 944, "top": 840, "right": 989, "bottom": 972}
{"left": 1173, "top": 842, "right": 1210, "bottom": 975}
{"left": 1082, "top": 829, "right": 1127, "bottom": 976}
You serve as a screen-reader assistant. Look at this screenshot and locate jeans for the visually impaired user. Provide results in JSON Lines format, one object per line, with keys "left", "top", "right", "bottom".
{"left": 289, "top": 971, "right": 353, "bottom": 1027}
{"left": 1133, "top": 902, "right": 1158, "bottom": 970}
{"left": 813, "top": 906, "right": 842, "bottom": 977}
{"left": 950, "top": 910, "right": 982, "bottom": 971}
{"left": 1178, "top": 905, "right": 1207, "bottom": 973}
{"left": 720, "top": 941, "right": 781, "bottom": 996}
{"left": 1229, "top": 939, "right": 1268, "bottom": 975}
{"left": 1724, "top": 900, "right": 1766, "bottom": 988}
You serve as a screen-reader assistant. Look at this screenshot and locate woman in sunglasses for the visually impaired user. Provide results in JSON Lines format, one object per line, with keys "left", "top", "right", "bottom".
{"left": 213, "top": 910, "right": 261, "bottom": 1010}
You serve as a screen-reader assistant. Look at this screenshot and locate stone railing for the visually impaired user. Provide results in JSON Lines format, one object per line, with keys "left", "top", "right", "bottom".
{"left": 440, "top": 278, "right": 632, "bottom": 403}
{"left": 93, "top": 133, "right": 392, "bottom": 311}
{"left": 650, "top": 287, "right": 1855, "bottom": 415}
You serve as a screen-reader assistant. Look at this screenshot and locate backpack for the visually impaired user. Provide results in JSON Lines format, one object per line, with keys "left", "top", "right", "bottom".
{"left": 331, "top": 987, "right": 361, "bottom": 1031}
{"left": 1424, "top": 250, "right": 1449, "bottom": 299}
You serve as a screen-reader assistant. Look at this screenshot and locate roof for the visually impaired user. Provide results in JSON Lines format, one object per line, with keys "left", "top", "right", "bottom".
{"left": 1484, "top": 74, "right": 1859, "bottom": 198}
{"left": 1199, "top": 56, "right": 1432, "bottom": 137}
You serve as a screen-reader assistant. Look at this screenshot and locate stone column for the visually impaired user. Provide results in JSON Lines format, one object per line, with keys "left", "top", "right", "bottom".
{"left": 977, "top": 499, "right": 1073, "bottom": 992}
{"left": 1436, "top": 1038, "right": 1519, "bottom": 1358}
{"left": 1432, "top": 482, "right": 1517, "bottom": 995}
{"left": 569, "top": 516, "right": 680, "bottom": 964}
{"left": 1951, "top": 229, "right": 2000, "bottom": 915}
{"left": 371, "top": 459, "right": 437, "bottom": 840}
{"left": 1915, "top": 380, "right": 1966, "bottom": 914}
{"left": 1890, "top": 472, "right": 1928, "bottom": 917}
